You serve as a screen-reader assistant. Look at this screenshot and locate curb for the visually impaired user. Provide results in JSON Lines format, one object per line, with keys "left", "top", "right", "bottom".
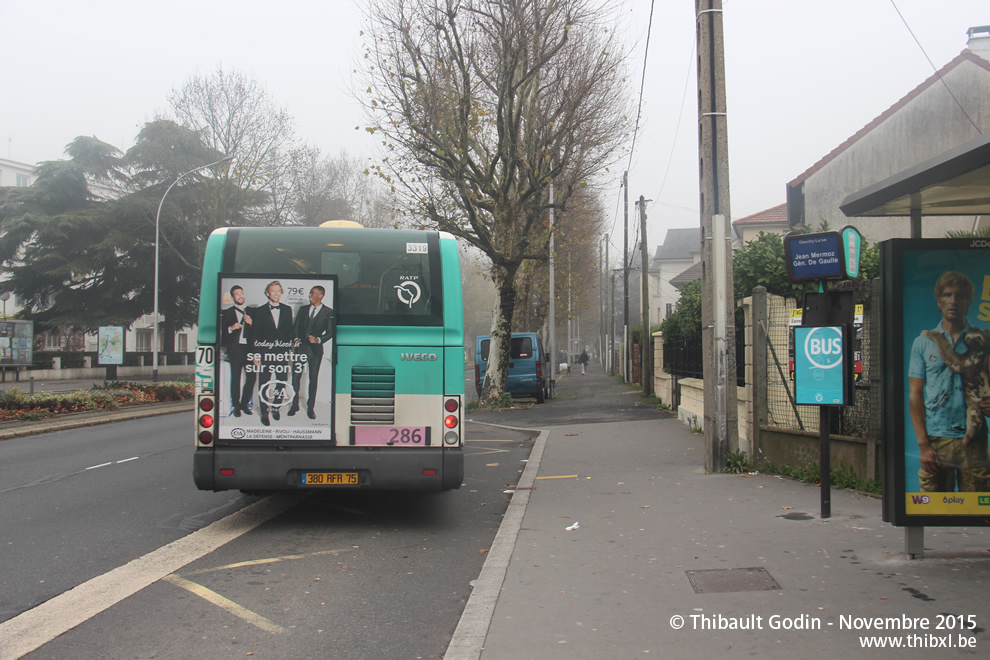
{"left": 0, "top": 400, "right": 194, "bottom": 442}
{"left": 445, "top": 422, "right": 550, "bottom": 660}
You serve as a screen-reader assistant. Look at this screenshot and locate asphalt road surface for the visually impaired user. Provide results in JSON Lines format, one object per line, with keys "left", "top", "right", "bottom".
{"left": 2, "top": 363, "right": 663, "bottom": 658}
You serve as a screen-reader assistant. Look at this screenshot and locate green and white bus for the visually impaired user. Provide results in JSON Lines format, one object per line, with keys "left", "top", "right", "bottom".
{"left": 193, "top": 224, "right": 465, "bottom": 492}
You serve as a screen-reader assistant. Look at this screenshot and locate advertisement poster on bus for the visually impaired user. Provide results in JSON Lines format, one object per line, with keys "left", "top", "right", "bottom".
{"left": 217, "top": 274, "right": 337, "bottom": 442}
{"left": 881, "top": 239, "right": 990, "bottom": 526}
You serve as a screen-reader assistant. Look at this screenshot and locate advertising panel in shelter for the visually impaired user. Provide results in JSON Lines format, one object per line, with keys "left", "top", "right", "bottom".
{"left": 882, "top": 239, "right": 990, "bottom": 525}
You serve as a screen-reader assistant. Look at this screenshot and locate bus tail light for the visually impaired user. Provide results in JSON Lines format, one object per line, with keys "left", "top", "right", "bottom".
{"left": 443, "top": 395, "right": 461, "bottom": 445}
{"left": 197, "top": 396, "right": 215, "bottom": 446}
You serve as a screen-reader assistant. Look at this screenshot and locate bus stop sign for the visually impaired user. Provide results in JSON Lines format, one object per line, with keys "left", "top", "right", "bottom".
{"left": 794, "top": 325, "right": 848, "bottom": 406}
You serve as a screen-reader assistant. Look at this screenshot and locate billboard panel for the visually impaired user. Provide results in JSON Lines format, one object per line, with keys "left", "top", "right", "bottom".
{"left": 0, "top": 320, "right": 33, "bottom": 366}
{"left": 882, "top": 239, "right": 990, "bottom": 526}
{"left": 98, "top": 326, "right": 124, "bottom": 365}
{"left": 216, "top": 274, "right": 337, "bottom": 443}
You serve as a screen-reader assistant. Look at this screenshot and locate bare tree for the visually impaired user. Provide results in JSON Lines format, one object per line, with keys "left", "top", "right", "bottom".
{"left": 513, "top": 187, "right": 605, "bottom": 336}
{"left": 361, "top": 0, "right": 629, "bottom": 404}
{"left": 168, "top": 67, "right": 296, "bottom": 226}
{"left": 284, "top": 146, "right": 396, "bottom": 227}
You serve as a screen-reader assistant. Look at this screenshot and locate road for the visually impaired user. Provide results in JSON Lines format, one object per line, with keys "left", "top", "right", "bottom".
{"left": 0, "top": 411, "right": 535, "bottom": 659}
{"left": 1, "top": 365, "right": 663, "bottom": 658}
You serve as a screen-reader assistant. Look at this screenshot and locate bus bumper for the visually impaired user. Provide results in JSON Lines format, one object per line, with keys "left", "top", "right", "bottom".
{"left": 194, "top": 446, "right": 464, "bottom": 492}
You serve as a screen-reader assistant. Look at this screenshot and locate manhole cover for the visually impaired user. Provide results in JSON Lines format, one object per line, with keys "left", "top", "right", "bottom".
{"left": 685, "top": 567, "right": 782, "bottom": 594}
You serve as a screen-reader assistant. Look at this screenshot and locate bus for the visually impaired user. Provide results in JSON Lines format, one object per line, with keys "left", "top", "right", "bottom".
{"left": 193, "top": 225, "right": 465, "bottom": 492}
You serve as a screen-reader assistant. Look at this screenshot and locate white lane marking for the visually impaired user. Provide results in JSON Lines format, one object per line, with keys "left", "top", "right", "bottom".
{"left": 116, "top": 457, "right": 139, "bottom": 464}
{"left": 0, "top": 495, "right": 302, "bottom": 660}
{"left": 161, "top": 575, "right": 286, "bottom": 634}
{"left": 84, "top": 462, "right": 112, "bottom": 470}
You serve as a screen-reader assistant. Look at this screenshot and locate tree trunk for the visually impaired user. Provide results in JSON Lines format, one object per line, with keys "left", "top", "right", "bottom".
{"left": 480, "top": 260, "right": 521, "bottom": 406}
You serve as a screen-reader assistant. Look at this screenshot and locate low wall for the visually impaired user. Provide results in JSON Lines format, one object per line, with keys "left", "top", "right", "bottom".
{"left": 2, "top": 365, "right": 194, "bottom": 382}
{"left": 654, "top": 372, "right": 750, "bottom": 453}
{"left": 758, "top": 427, "right": 879, "bottom": 482}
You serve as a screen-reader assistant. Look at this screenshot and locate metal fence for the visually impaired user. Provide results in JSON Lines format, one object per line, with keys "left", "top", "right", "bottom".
{"left": 663, "top": 334, "right": 746, "bottom": 387}
{"left": 762, "top": 281, "right": 880, "bottom": 439}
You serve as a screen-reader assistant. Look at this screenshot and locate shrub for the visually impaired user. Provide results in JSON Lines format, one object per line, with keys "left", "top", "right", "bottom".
{"left": 0, "top": 381, "right": 192, "bottom": 422}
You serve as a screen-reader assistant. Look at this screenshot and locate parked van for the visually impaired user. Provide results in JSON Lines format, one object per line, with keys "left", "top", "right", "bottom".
{"left": 475, "top": 332, "right": 549, "bottom": 403}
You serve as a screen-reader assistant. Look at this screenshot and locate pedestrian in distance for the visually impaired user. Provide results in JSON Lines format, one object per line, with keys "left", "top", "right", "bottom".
{"left": 579, "top": 349, "right": 589, "bottom": 375}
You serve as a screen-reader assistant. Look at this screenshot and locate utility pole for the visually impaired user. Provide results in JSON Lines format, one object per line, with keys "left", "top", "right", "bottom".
{"left": 639, "top": 196, "right": 651, "bottom": 396}
{"left": 567, "top": 253, "right": 573, "bottom": 364}
{"left": 599, "top": 238, "right": 605, "bottom": 368}
{"left": 696, "top": 0, "right": 737, "bottom": 473}
{"left": 622, "top": 171, "right": 630, "bottom": 383}
{"left": 548, "top": 179, "right": 556, "bottom": 397}
{"left": 609, "top": 267, "right": 616, "bottom": 376}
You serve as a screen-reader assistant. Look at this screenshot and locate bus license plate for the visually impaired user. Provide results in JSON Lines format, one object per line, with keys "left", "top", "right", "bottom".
{"left": 301, "top": 472, "right": 359, "bottom": 486}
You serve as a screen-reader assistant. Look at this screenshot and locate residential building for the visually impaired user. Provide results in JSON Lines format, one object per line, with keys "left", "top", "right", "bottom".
{"left": 732, "top": 203, "right": 789, "bottom": 243}
{"left": 0, "top": 157, "right": 36, "bottom": 189}
{"left": 787, "top": 27, "right": 990, "bottom": 240}
{"left": 650, "top": 227, "right": 701, "bottom": 323}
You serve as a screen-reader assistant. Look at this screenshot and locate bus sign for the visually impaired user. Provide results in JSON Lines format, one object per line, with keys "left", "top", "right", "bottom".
{"left": 784, "top": 231, "right": 845, "bottom": 282}
{"left": 794, "top": 325, "right": 848, "bottom": 405}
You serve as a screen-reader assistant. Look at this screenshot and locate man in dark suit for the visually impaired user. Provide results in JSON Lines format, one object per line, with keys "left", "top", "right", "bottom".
{"left": 220, "top": 285, "right": 254, "bottom": 417}
{"left": 247, "top": 280, "right": 295, "bottom": 426}
{"left": 288, "top": 285, "right": 335, "bottom": 419}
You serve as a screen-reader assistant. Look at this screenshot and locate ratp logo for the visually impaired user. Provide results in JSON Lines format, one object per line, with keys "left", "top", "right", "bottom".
{"left": 395, "top": 281, "right": 422, "bottom": 308}
{"left": 802, "top": 326, "right": 843, "bottom": 369}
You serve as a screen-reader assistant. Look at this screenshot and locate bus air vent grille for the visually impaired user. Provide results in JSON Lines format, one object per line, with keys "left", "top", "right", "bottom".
{"left": 350, "top": 366, "right": 396, "bottom": 424}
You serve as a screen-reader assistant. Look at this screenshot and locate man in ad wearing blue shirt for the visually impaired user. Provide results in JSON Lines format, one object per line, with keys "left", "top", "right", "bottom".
{"left": 909, "top": 271, "right": 990, "bottom": 492}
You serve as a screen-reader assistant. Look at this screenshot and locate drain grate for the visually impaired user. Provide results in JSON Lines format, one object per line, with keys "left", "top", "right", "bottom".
{"left": 685, "top": 567, "right": 782, "bottom": 594}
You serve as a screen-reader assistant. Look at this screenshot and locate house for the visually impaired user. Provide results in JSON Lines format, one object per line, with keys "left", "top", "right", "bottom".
{"left": 787, "top": 27, "right": 990, "bottom": 240}
{"left": 650, "top": 227, "right": 701, "bottom": 322}
{"left": 733, "top": 203, "right": 789, "bottom": 243}
{"left": 0, "top": 157, "right": 36, "bottom": 189}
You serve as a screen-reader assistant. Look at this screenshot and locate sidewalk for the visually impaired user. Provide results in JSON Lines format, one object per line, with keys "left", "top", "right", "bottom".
{"left": 449, "top": 369, "right": 990, "bottom": 659}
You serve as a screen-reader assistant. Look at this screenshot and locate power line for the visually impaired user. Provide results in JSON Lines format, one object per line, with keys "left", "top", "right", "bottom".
{"left": 654, "top": 35, "right": 697, "bottom": 204}
{"left": 625, "top": 0, "right": 656, "bottom": 174}
{"left": 889, "top": 0, "right": 982, "bottom": 135}
{"left": 610, "top": 0, "right": 655, "bottom": 249}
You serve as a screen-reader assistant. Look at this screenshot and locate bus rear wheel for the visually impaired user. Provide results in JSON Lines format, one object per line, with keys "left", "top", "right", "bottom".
{"left": 536, "top": 387, "right": 546, "bottom": 404}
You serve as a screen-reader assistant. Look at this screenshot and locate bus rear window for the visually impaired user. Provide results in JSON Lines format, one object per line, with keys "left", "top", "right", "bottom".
{"left": 480, "top": 337, "right": 532, "bottom": 361}
{"left": 228, "top": 227, "right": 442, "bottom": 326}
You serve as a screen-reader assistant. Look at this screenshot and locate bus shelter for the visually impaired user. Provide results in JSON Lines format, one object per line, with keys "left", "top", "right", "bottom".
{"left": 840, "top": 132, "right": 990, "bottom": 558}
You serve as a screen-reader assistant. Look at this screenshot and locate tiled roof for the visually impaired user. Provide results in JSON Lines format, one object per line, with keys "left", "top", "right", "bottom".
{"left": 670, "top": 261, "right": 703, "bottom": 289}
{"left": 733, "top": 203, "right": 788, "bottom": 225}
{"left": 788, "top": 50, "right": 990, "bottom": 189}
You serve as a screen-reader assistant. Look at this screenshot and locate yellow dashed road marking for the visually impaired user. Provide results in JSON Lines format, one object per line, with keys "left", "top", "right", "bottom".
{"left": 535, "top": 474, "right": 579, "bottom": 480}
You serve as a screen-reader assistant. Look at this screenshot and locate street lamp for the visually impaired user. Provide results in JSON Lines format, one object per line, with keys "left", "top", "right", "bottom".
{"left": 152, "top": 154, "right": 234, "bottom": 382}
